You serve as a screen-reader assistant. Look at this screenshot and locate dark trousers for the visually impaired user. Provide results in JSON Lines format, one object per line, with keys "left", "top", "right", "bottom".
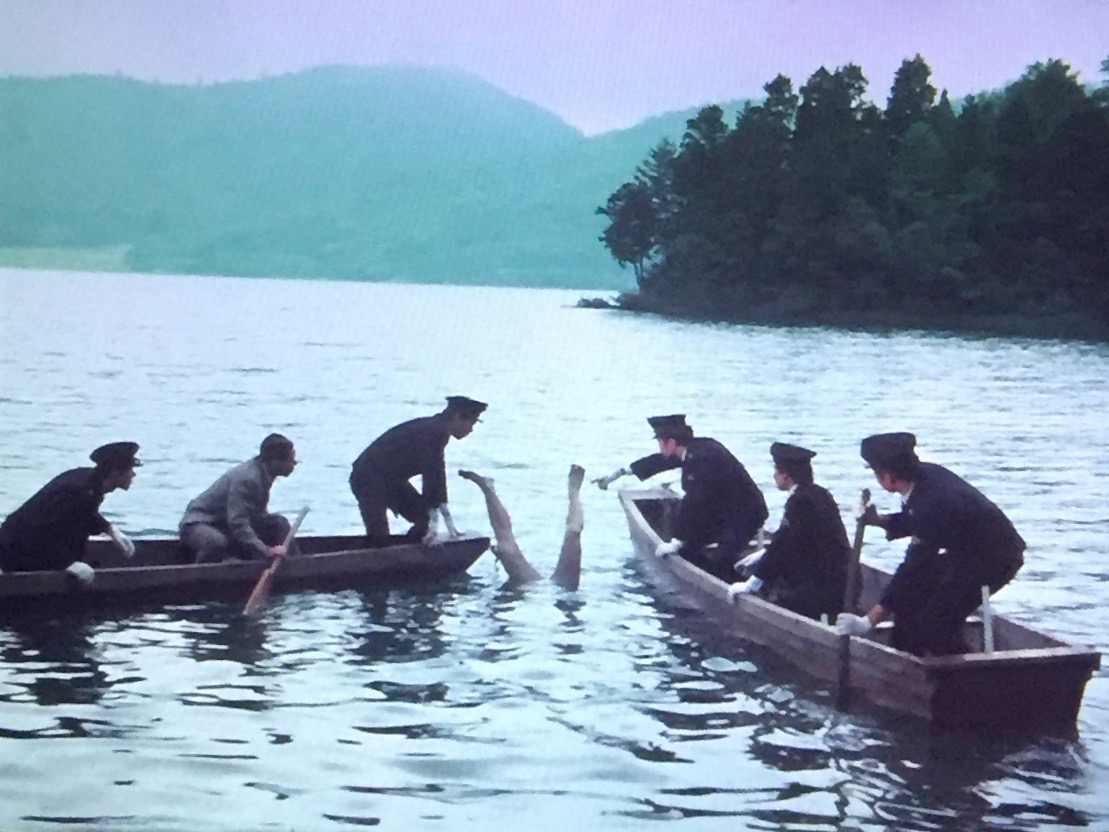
{"left": 0, "top": 540, "right": 81, "bottom": 573}
{"left": 890, "top": 550, "right": 1023, "bottom": 656}
{"left": 682, "top": 520, "right": 760, "bottom": 581}
{"left": 181, "top": 514, "right": 295, "bottom": 564}
{"left": 768, "top": 578, "right": 846, "bottom": 622}
{"left": 350, "top": 471, "right": 427, "bottom": 545}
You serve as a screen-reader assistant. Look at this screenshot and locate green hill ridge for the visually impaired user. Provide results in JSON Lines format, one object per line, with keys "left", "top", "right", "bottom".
{"left": 0, "top": 66, "right": 739, "bottom": 290}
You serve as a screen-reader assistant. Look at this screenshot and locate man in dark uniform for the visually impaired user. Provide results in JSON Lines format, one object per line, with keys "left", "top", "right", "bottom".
{"left": 179, "top": 433, "right": 300, "bottom": 563}
{"left": 836, "top": 432, "right": 1026, "bottom": 656}
{"left": 729, "top": 442, "right": 852, "bottom": 621}
{"left": 0, "top": 441, "right": 140, "bottom": 584}
{"left": 595, "top": 414, "right": 768, "bottom": 579}
{"left": 350, "top": 396, "right": 486, "bottom": 546}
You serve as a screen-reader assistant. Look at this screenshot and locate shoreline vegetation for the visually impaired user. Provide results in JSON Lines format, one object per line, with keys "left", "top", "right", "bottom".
{"left": 0, "top": 246, "right": 133, "bottom": 272}
{"left": 574, "top": 291, "right": 1108, "bottom": 343}
{"left": 4, "top": 58, "right": 1107, "bottom": 343}
{"left": 2, "top": 244, "right": 1104, "bottom": 344}
{"left": 595, "top": 56, "right": 1109, "bottom": 344}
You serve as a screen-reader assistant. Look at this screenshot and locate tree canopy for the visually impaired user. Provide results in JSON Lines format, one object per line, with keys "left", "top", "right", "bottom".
{"left": 598, "top": 55, "right": 1109, "bottom": 339}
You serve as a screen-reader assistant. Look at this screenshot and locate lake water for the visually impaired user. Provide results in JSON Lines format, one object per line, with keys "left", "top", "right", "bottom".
{"left": 1, "top": 268, "right": 1107, "bottom": 831}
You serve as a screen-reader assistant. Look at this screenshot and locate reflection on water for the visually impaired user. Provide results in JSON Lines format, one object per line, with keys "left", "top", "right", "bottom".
{"left": 0, "top": 614, "right": 109, "bottom": 714}
{"left": 349, "top": 586, "right": 455, "bottom": 668}
{"left": 0, "top": 270, "right": 1107, "bottom": 829}
{"left": 0, "top": 572, "right": 1101, "bottom": 829}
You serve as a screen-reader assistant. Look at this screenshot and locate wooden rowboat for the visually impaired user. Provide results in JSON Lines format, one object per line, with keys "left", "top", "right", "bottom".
{"left": 0, "top": 533, "right": 490, "bottom": 612}
{"left": 620, "top": 485, "right": 1100, "bottom": 733}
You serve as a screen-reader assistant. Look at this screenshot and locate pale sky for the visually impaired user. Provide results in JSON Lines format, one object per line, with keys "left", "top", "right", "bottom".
{"left": 1, "top": 0, "right": 1106, "bottom": 134}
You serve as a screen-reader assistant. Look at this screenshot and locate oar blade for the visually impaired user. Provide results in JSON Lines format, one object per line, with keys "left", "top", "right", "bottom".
{"left": 243, "top": 561, "right": 280, "bottom": 617}
{"left": 242, "top": 506, "right": 309, "bottom": 617}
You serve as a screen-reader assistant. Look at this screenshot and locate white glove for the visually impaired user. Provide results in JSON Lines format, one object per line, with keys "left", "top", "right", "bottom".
{"left": 108, "top": 523, "right": 136, "bottom": 558}
{"left": 594, "top": 467, "right": 628, "bottom": 491}
{"left": 65, "top": 561, "right": 95, "bottom": 586}
{"left": 654, "top": 539, "right": 682, "bottom": 559}
{"left": 438, "top": 504, "right": 461, "bottom": 538}
{"left": 836, "top": 613, "right": 874, "bottom": 636}
{"left": 422, "top": 508, "right": 441, "bottom": 545}
{"left": 727, "top": 576, "right": 763, "bottom": 602}
{"left": 736, "top": 549, "right": 764, "bottom": 575}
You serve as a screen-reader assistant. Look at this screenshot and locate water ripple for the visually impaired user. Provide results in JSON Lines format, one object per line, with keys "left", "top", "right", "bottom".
{"left": 0, "top": 270, "right": 1106, "bottom": 830}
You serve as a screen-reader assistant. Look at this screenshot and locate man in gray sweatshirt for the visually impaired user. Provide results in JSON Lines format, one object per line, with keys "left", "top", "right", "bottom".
{"left": 180, "top": 434, "right": 299, "bottom": 563}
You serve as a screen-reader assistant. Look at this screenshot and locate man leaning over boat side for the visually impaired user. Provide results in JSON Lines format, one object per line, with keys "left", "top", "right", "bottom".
{"left": 0, "top": 442, "right": 140, "bottom": 584}
{"left": 595, "top": 414, "right": 768, "bottom": 580}
{"left": 729, "top": 442, "right": 852, "bottom": 621}
{"left": 349, "top": 396, "right": 486, "bottom": 547}
{"left": 836, "top": 432, "right": 1025, "bottom": 656}
{"left": 179, "top": 434, "right": 299, "bottom": 564}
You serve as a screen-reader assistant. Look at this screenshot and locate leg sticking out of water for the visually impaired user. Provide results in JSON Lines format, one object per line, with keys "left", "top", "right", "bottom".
{"left": 550, "top": 465, "right": 584, "bottom": 590}
{"left": 458, "top": 470, "right": 542, "bottom": 584}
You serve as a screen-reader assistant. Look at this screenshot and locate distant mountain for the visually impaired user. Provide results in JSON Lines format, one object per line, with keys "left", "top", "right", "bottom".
{"left": 0, "top": 66, "right": 745, "bottom": 290}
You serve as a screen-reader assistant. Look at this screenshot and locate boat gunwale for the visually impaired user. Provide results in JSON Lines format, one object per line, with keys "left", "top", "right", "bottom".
{"left": 617, "top": 485, "right": 1100, "bottom": 671}
{"left": 0, "top": 533, "right": 492, "bottom": 601}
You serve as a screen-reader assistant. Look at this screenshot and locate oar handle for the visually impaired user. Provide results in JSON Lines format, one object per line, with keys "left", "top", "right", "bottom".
{"left": 282, "top": 506, "right": 310, "bottom": 549}
{"left": 843, "top": 488, "right": 871, "bottom": 615}
{"left": 836, "top": 488, "right": 872, "bottom": 712}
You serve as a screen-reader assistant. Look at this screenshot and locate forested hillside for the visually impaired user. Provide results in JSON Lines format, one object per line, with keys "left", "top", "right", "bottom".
{"left": 598, "top": 57, "right": 1109, "bottom": 339}
{"left": 9, "top": 57, "right": 1103, "bottom": 340}
{"left": 3, "top": 66, "right": 712, "bottom": 289}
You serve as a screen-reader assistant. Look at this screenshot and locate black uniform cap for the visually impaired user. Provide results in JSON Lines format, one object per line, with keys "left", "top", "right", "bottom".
{"left": 647, "top": 414, "right": 689, "bottom": 439}
{"left": 860, "top": 432, "right": 917, "bottom": 469}
{"left": 770, "top": 441, "right": 816, "bottom": 464}
{"left": 445, "top": 396, "right": 487, "bottom": 419}
{"left": 90, "top": 441, "right": 141, "bottom": 469}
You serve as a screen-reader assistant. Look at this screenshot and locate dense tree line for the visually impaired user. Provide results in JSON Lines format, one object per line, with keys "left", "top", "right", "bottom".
{"left": 598, "top": 56, "right": 1109, "bottom": 339}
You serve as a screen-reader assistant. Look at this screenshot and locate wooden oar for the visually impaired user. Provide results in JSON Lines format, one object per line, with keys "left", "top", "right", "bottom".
{"left": 835, "top": 488, "right": 871, "bottom": 712}
{"left": 243, "top": 506, "right": 309, "bottom": 617}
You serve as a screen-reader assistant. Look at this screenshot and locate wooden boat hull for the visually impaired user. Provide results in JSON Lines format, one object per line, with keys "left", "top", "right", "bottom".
{"left": 619, "top": 486, "right": 1100, "bottom": 733}
{"left": 0, "top": 533, "right": 490, "bottom": 611}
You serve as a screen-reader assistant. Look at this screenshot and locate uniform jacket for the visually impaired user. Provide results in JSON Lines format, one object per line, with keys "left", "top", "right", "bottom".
{"left": 350, "top": 413, "right": 452, "bottom": 509}
{"left": 179, "top": 457, "right": 276, "bottom": 559}
{"left": 0, "top": 468, "right": 110, "bottom": 571}
{"left": 630, "top": 437, "right": 768, "bottom": 552}
{"left": 880, "top": 462, "right": 1026, "bottom": 609}
{"left": 756, "top": 482, "right": 851, "bottom": 595}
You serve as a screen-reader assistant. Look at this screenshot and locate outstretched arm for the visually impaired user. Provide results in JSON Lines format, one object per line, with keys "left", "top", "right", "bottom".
{"left": 593, "top": 466, "right": 628, "bottom": 490}
{"left": 458, "top": 470, "right": 542, "bottom": 584}
{"left": 550, "top": 464, "right": 585, "bottom": 590}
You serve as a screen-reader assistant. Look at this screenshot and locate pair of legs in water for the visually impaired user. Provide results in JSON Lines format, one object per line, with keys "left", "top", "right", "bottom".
{"left": 458, "top": 465, "right": 584, "bottom": 590}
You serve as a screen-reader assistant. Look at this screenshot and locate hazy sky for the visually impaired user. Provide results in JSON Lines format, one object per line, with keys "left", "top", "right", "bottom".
{"left": 2, "top": 0, "right": 1106, "bottom": 134}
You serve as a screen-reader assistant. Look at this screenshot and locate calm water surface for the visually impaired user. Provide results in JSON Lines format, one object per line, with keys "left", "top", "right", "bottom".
{"left": 1, "top": 269, "right": 1107, "bottom": 831}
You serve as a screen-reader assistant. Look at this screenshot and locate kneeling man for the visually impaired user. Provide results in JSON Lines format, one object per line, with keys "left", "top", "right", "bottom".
{"left": 0, "top": 441, "right": 140, "bottom": 584}
{"left": 837, "top": 433, "right": 1025, "bottom": 656}
{"left": 730, "top": 442, "right": 851, "bottom": 620}
{"left": 596, "top": 414, "right": 767, "bottom": 580}
{"left": 180, "top": 434, "right": 299, "bottom": 563}
{"left": 350, "top": 396, "right": 486, "bottom": 546}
